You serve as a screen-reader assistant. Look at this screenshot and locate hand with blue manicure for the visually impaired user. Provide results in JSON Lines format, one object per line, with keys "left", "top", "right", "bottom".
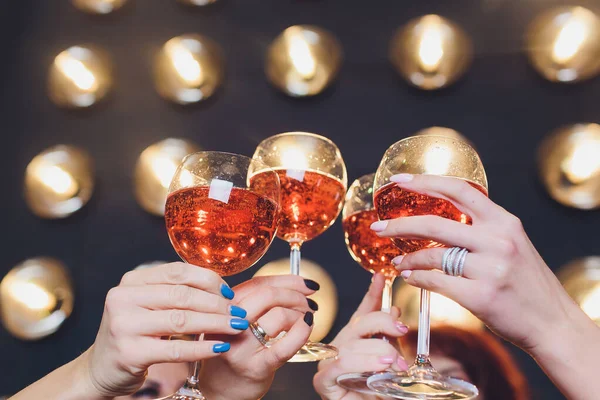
{"left": 199, "top": 274, "right": 320, "bottom": 400}
{"left": 12, "top": 262, "right": 251, "bottom": 400}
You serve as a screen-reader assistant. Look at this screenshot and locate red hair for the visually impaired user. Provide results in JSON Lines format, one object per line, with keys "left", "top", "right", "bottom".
{"left": 400, "top": 326, "right": 530, "bottom": 400}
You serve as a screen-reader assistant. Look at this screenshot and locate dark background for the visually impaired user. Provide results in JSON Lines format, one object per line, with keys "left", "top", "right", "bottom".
{"left": 1, "top": 0, "right": 599, "bottom": 398}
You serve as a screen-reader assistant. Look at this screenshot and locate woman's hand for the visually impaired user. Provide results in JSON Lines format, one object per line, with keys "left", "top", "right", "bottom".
{"left": 313, "top": 274, "right": 408, "bottom": 400}
{"left": 370, "top": 173, "right": 600, "bottom": 399}
{"left": 85, "top": 262, "right": 250, "bottom": 398}
{"left": 198, "top": 274, "right": 316, "bottom": 400}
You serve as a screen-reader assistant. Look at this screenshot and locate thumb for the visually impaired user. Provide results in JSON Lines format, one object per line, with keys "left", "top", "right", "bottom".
{"left": 353, "top": 273, "right": 386, "bottom": 318}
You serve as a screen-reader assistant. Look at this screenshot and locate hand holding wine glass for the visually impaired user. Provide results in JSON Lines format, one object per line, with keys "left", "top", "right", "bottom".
{"left": 367, "top": 135, "right": 487, "bottom": 399}
{"left": 372, "top": 173, "right": 600, "bottom": 400}
{"left": 199, "top": 274, "right": 318, "bottom": 400}
{"left": 11, "top": 262, "right": 249, "bottom": 400}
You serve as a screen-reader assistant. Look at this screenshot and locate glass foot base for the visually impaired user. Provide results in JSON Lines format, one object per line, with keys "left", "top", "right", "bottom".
{"left": 288, "top": 341, "right": 338, "bottom": 362}
{"left": 336, "top": 371, "right": 380, "bottom": 394}
{"left": 159, "top": 386, "right": 205, "bottom": 400}
{"left": 367, "top": 371, "right": 478, "bottom": 400}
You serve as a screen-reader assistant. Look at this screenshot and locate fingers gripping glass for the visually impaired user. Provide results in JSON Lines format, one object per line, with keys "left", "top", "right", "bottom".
{"left": 161, "top": 152, "right": 281, "bottom": 400}
{"left": 366, "top": 136, "right": 488, "bottom": 400}
{"left": 251, "top": 132, "right": 347, "bottom": 362}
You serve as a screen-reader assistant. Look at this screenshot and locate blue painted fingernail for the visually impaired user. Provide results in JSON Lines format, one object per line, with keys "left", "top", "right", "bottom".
{"left": 212, "top": 342, "right": 230, "bottom": 353}
{"left": 229, "top": 305, "right": 247, "bottom": 318}
{"left": 220, "top": 283, "right": 234, "bottom": 300}
{"left": 230, "top": 318, "right": 249, "bottom": 330}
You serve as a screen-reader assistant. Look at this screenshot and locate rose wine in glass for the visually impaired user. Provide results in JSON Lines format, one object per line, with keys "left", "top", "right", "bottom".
{"left": 366, "top": 136, "right": 488, "bottom": 400}
{"left": 161, "top": 152, "right": 280, "bottom": 400}
{"left": 336, "top": 173, "right": 401, "bottom": 393}
{"left": 251, "top": 132, "right": 347, "bottom": 362}
{"left": 165, "top": 187, "right": 279, "bottom": 276}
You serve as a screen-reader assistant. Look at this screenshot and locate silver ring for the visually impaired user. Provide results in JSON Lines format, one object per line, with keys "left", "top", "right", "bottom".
{"left": 455, "top": 248, "right": 468, "bottom": 277}
{"left": 442, "top": 247, "right": 460, "bottom": 275}
{"left": 442, "top": 247, "right": 469, "bottom": 277}
{"left": 249, "top": 322, "right": 270, "bottom": 346}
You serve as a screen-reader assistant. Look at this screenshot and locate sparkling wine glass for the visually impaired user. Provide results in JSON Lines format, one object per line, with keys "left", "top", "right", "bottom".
{"left": 367, "top": 136, "right": 488, "bottom": 399}
{"left": 336, "top": 173, "right": 401, "bottom": 393}
{"left": 162, "top": 151, "right": 280, "bottom": 400}
{"left": 251, "top": 131, "right": 347, "bottom": 362}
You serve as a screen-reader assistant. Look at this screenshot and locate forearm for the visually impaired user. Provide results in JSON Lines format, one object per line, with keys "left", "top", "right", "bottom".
{"left": 530, "top": 301, "right": 600, "bottom": 400}
{"left": 10, "top": 350, "right": 110, "bottom": 400}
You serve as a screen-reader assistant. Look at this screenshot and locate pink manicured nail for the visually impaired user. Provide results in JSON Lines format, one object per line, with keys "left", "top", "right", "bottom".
{"left": 395, "top": 322, "right": 409, "bottom": 334}
{"left": 401, "top": 270, "right": 412, "bottom": 279}
{"left": 379, "top": 355, "right": 395, "bottom": 364}
{"left": 390, "top": 174, "right": 414, "bottom": 183}
{"left": 397, "top": 357, "right": 409, "bottom": 370}
{"left": 370, "top": 221, "right": 388, "bottom": 232}
{"left": 392, "top": 255, "right": 404, "bottom": 265}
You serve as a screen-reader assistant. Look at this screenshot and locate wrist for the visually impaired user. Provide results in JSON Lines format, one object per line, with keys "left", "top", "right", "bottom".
{"left": 70, "top": 349, "right": 113, "bottom": 400}
{"left": 198, "top": 363, "right": 268, "bottom": 400}
{"left": 529, "top": 297, "right": 598, "bottom": 364}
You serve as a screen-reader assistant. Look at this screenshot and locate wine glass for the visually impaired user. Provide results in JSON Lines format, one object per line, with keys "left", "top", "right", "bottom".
{"left": 367, "top": 135, "right": 487, "bottom": 399}
{"left": 336, "top": 173, "right": 401, "bottom": 392}
{"left": 162, "top": 151, "right": 280, "bottom": 400}
{"left": 251, "top": 131, "right": 347, "bottom": 362}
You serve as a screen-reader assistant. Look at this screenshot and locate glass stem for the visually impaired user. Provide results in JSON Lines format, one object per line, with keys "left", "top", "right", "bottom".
{"left": 415, "top": 289, "right": 432, "bottom": 367}
{"left": 178, "top": 333, "right": 205, "bottom": 398}
{"left": 381, "top": 277, "right": 395, "bottom": 313}
{"left": 380, "top": 277, "right": 395, "bottom": 344}
{"left": 290, "top": 242, "right": 301, "bottom": 275}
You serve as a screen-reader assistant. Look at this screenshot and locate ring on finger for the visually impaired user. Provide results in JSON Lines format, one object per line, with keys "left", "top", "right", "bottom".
{"left": 249, "top": 322, "right": 271, "bottom": 347}
{"left": 442, "top": 247, "right": 469, "bottom": 277}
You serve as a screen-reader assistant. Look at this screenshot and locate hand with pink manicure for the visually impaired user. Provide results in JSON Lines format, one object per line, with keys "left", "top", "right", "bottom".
{"left": 313, "top": 274, "right": 409, "bottom": 400}
{"left": 370, "top": 173, "right": 600, "bottom": 400}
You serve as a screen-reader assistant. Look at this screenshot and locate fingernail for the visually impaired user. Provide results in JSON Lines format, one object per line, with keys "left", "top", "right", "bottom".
{"left": 379, "top": 355, "right": 395, "bottom": 364}
{"left": 221, "top": 283, "right": 235, "bottom": 300}
{"left": 229, "top": 305, "right": 247, "bottom": 318}
{"left": 392, "top": 255, "right": 404, "bottom": 265}
{"left": 304, "top": 311, "right": 314, "bottom": 326}
{"left": 401, "top": 270, "right": 412, "bottom": 280}
{"left": 395, "top": 321, "right": 409, "bottom": 334}
{"left": 390, "top": 174, "right": 414, "bottom": 183}
{"left": 307, "top": 298, "right": 319, "bottom": 311}
{"left": 212, "top": 342, "right": 231, "bottom": 353}
{"left": 304, "top": 279, "right": 320, "bottom": 291}
{"left": 397, "top": 356, "right": 409, "bottom": 370}
{"left": 370, "top": 221, "right": 388, "bottom": 232}
{"left": 230, "top": 318, "right": 249, "bottom": 330}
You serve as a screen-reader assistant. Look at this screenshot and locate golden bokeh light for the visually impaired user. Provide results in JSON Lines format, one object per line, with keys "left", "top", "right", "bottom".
{"left": 154, "top": 34, "right": 224, "bottom": 105}
{"left": 526, "top": 6, "right": 600, "bottom": 83}
{"left": 24, "top": 145, "right": 94, "bottom": 219}
{"left": 394, "top": 281, "right": 483, "bottom": 330}
{"left": 538, "top": 123, "right": 600, "bottom": 209}
{"left": 134, "top": 138, "right": 200, "bottom": 216}
{"left": 178, "top": 0, "right": 218, "bottom": 6}
{"left": 254, "top": 258, "right": 338, "bottom": 342}
{"left": 71, "top": 0, "right": 127, "bottom": 14}
{"left": 389, "top": 15, "right": 473, "bottom": 90}
{"left": 48, "top": 45, "right": 112, "bottom": 108}
{"left": 266, "top": 25, "right": 343, "bottom": 97}
{"left": 558, "top": 257, "right": 600, "bottom": 326}
{"left": 0, "top": 258, "right": 74, "bottom": 340}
